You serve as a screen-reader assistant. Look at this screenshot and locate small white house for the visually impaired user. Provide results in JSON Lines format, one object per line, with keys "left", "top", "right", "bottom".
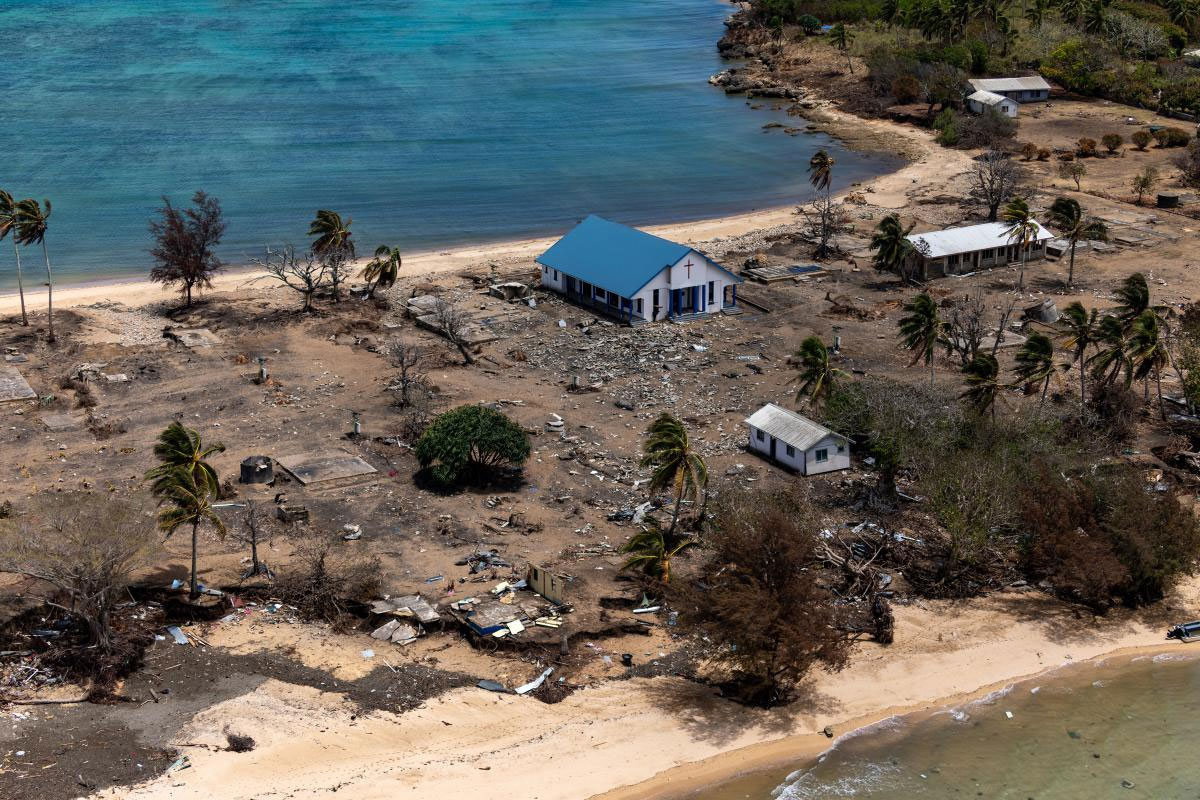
{"left": 966, "top": 89, "right": 1018, "bottom": 118}
{"left": 536, "top": 215, "right": 743, "bottom": 323}
{"left": 967, "top": 76, "right": 1051, "bottom": 103}
{"left": 745, "top": 404, "right": 850, "bottom": 476}
{"left": 906, "top": 220, "right": 1056, "bottom": 279}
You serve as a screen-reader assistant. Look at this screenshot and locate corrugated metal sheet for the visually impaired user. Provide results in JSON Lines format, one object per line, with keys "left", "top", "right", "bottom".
{"left": 536, "top": 214, "right": 691, "bottom": 298}
{"left": 907, "top": 221, "right": 1056, "bottom": 259}
{"left": 968, "top": 76, "right": 1051, "bottom": 93}
{"left": 968, "top": 90, "right": 1009, "bottom": 106}
{"left": 744, "top": 403, "right": 843, "bottom": 451}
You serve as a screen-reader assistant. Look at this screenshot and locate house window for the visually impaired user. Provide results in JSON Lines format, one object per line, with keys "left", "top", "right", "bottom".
{"left": 948, "top": 254, "right": 959, "bottom": 266}
{"left": 708, "top": 281, "right": 715, "bottom": 303}
{"left": 815, "top": 448, "right": 829, "bottom": 463}
{"left": 981, "top": 249, "right": 993, "bottom": 259}
{"left": 636, "top": 298, "right": 643, "bottom": 315}
{"left": 785, "top": 444, "right": 795, "bottom": 457}
{"left": 756, "top": 429, "right": 765, "bottom": 442}
{"left": 553, "top": 269, "right": 559, "bottom": 280}
{"left": 837, "top": 444, "right": 845, "bottom": 453}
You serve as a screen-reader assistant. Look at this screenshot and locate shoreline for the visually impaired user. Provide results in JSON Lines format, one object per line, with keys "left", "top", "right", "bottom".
{"left": 595, "top": 641, "right": 1196, "bottom": 800}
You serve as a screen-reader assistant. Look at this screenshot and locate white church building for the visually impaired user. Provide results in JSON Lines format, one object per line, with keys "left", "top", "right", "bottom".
{"left": 536, "top": 215, "right": 743, "bottom": 323}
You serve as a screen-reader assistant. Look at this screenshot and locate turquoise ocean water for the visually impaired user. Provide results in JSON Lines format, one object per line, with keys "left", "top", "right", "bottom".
{"left": 0, "top": 0, "right": 898, "bottom": 290}
{"left": 692, "top": 653, "right": 1200, "bottom": 800}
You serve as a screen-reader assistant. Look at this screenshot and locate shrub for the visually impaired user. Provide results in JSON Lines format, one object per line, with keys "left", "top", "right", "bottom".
{"left": 1076, "top": 137, "right": 1098, "bottom": 157}
{"left": 1154, "top": 126, "right": 1190, "bottom": 148}
{"left": 670, "top": 487, "right": 853, "bottom": 706}
{"left": 1037, "top": 147, "right": 1052, "bottom": 160}
{"left": 891, "top": 74, "right": 920, "bottom": 104}
{"left": 1020, "top": 142, "right": 1039, "bottom": 161}
{"left": 1101, "top": 133, "right": 1123, "bottom": 153}
{"left": 1175, "top": 139, "right": 1200, "bottom": 188}
{"left": 415, "top": 404, "right": 531, "bottom": 486}
{"left": 958, "top": 107, "right": 1017, "bottom": 149}
{"left": 796, "top": 13, "right": 821, "bottom": 33}
{"left": 1131, "top": 129, "right": 1152, "bottom": 150}
{"left": 275, "top": 535, "right": 381, "bottom": 625}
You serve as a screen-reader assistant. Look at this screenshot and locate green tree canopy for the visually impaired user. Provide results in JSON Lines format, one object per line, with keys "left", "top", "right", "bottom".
{"left": 415, "top": 405, "right": 531, "bottom": 486}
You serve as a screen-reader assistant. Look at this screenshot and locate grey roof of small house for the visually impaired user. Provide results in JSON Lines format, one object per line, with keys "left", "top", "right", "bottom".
{"left": 968, "top": 76, "right": 1051, "bottom": 93}
{"left": 744, "top": 403, "right": 846, "bottom": 450}
{"left": 968, "top": 89, "right": 1010, "bottom": 106}
{"left": 907, "top": 221, "right": 1056, "bottom": 259}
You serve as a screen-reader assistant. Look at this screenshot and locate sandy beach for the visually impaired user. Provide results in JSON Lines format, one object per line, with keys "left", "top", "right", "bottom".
{"left": 81, "top": 585, "right": 1193, "bottom": 800}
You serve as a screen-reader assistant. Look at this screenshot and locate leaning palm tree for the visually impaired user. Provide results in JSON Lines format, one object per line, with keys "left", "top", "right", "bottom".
{"left": 153, "top": 466, "right": 227, "bottom": 599}
{"left": 1112, "top": 272, "right": 1151, "bottom": 329}
{"left": 1013, "top": 331, "right": 1057, "bottom": 407}
{"left": 789, "top": 336, "right": 848, "bottom": 409}
{"left": 308, "top": 209, "right": 354, "bottom": 258}
{"left": 1058, "top": 301, "right": 1099, "bottom": 404}
{"left": 1127, "top": 308, "right": 1171, "bottom": 418}
{"left": 144, "top": 420, "right": 225, "bottom": 499}
{"left": 961, "top": 351, "right": 1001, "bottom": 419}
{"left": 1046, "top": 197, "right": 1107, "bottom": 288}
{"left": 808, "top": 149, "right": 835, "bottom": 195}
{"left": 620, "top": 520, "right": 698, "bottom": 585}
{"left": 1001, "top": 196, "right": 1038, "bottom": 293}
{"left": 13, "top": 197, "right": 54, "bottom": 342}
{"left": 1088, "top": 314, "right": 1132, "bottom": 388}
{"left": 898, "top": 292, "right": 944, "bottom": 386}
{"left": 640, "top": 414, "right": 708, "bottom": 534}
{"left": 869, "top": 213, "right": 916, "bottom": 283}
{"left": 0, "top": 190, "right": 28, "bottom": 326}
{"left": 362, "top": 245, "right": 401, "bottom": 297}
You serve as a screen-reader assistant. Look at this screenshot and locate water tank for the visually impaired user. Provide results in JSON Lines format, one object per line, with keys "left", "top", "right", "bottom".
{"left": 239, "top": 456, "right": 274, "bottom": 485}
{"left": 1158, "top": 193, "right": 1180, "bottom": 208}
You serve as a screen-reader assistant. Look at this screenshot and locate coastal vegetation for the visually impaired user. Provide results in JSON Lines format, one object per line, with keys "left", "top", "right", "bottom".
{"left": 148, "top": 191, "right": 227, "bottom": 308}
{"left": 414, "top": 405, "right": 530, "bottom": 487}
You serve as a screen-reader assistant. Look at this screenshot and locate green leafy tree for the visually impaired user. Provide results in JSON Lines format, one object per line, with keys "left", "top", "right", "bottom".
{"left": 1046, "top": 197, "right": 1107, "bottom": 287}
{"left": 1131, "top": 129, "right": 1152, "bottom": 150}
{"left": 1101, "top": 133, "right": 1123, "bottom": 154}
{"left": 869, "top": 213, "right": 915, "bottom": 283}
{"left": 1131, "top": 166, "right": 1158, "bottom": 205}
{"left": 13, "top": 197, "right": 55, "bottom": 342}
{"left": 415, "top": 405, "right": 530, "bottom": 486}
{"left": 0, "top": 190, "right": 28, "bottom": 326}
{"left": 790, "top": 336, "right": 847, "bottom": 408}
{"left": 620, "top": 520, "right": 697, "bottom": 585}
{"left": 362, "top": 245, "right": 401, "bottom": 297}
{"left": 898, "top": 292, "right": 945, "bottom": 386}
{"left": 148, "top": 191, "right": 227, "bottom": 308}
{"left": 797, "top": 13, "right": 822, "bottom": 33}
{"left": 1001, "top": 196, "right": 1038, "bottom": 292}
{"left": 961, "top": 352, "right": 1001, "bottom": 419}
{"left": 1013, "top": 331, "right": 1057, "bottom": 407}
{"left": 1058, "top": 301, "right": 1100, "bottom": 403}
{"left": 640, "top": 413, "right": 708, "bottom": 534}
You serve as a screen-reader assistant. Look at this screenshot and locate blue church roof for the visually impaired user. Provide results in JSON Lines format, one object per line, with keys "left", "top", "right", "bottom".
{"left": 536, "top": 215, "right": 693, "bottom": 298}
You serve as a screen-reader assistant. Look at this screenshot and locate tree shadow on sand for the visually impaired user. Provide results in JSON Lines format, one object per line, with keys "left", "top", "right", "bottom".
{"left": 635, "top": 674, "right": 844, "bottom": 747}
{"left": 987, "top": 591, "right": 1181, "bottom": 647}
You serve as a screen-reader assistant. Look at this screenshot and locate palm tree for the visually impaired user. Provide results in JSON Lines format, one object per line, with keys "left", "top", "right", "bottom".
{"left": 808, "top": 149, "right": 835, "bottom": 195}
{"left": 144, "top": 420, "right": 226, "bottom": 499}
{"left": 640, "top": 414, "right": 708, "bottom": 534}
{"left": 620, "top": 520, "right": 698, "bottom": 585}
{"left": 828, "top": 23, "right": 855, "bottom": 72}
{"left": 1127, "top": 308, "right": 1171, "bottom": 417}
{"left": 1058, "top": 301, "right": 1099, "bottom": 403}
{"left": 0, "top": 190, "right": 28, "bottom": 326}
{"left": 154, "top": 466, "right": 227, "bottom": 599}
{"left": 1088, "top": 314, "right": 1131, "bottom": 388}
{"left": 961, "top": 352, "right": 1001, "bottom": 418}
{"left": 1059, "top": 0, "right": 1086, "bottom": 25}
{"left": 869, "top": 213, "right": 916, "bottom": 283}
{"left": 898, "top": 292, "right": 944, "bottom": 386}
{"left": 1025, "top": 0, "right": 1050, "bottom": 27}
{"left": 308, "top": 209, "right": 354, "bottom": 258}
{"left": 362, "top": 245, "right": 401, "bottom": 297}
{"left": 1113, "top": 272, "right": 1150, "bottom": 329}
{"left": 790, "top": 336, "right": 848, "bottom": 408}
{"left": 1001, "top": 197, "right": 1038, "bottom": 293}
{"left": 13, "top": 198, "right": 54, "bottom": 342}
{"left": 1013, "top": 331, "right": 1056, "bottom": 407}
{"left": 1046, "top": 197, "right": 1107, "bottom": 288}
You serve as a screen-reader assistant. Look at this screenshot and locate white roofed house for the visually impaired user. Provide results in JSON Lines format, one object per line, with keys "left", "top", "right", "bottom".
{"left": 745, "top": 404, "right": 850, "bottom": 476}
{"left": 906, "top": 220, "right": 1056, "bottom": 280}
{"left": 966, "top": 90, "right": 1019, "bottom": 118}
{"left": 967, "top": 75, "right": 1051, "bottom": 103}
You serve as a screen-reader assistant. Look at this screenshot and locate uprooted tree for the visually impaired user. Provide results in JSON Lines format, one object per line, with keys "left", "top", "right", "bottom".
{"left": 415, "top": 404, "right": 530, "bottom": 487}
{"left": 669, "top": 487, "right": 854, "bottom": 706}
{"left": 0, "top": 493, "right": 156, "bottom": 655}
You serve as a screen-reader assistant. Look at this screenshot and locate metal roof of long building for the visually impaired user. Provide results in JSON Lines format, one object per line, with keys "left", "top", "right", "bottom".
{"left": 744, "top": 403, "right": 845, "bottom": 451}
{"left": 907, "top": 220, "right": 1056, "bottom": 259}
{"left": 968, "top": 76, "right": 1051, "bottom": 93}
{"left": 536, "top": 215, "right": 693, "bottom": 298}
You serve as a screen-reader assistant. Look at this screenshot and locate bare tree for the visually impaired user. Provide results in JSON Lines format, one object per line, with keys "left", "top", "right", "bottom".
{"left": 231, "top": 500, "right": 274, "bottom": 579}
{"left": 389, "top": 340, "right": 426, "bottom": 407}
{"left": 253, "top": 245, "right": 328, "bottom": 312}
{"left": 971, "top": 149, "right": 1027, "bottom": 221}
{"left": 149, "top": 191, "right": 227, "bottom": 308}
{"left": 0, "top": 493, "right": 155, "bottom": 652}
{"left": 916, "top": 62, "right": 965, "bottom": 120}
{"left": 321, "top": 247, "right": 354, "bottom": 305}
{"left": 990, "top": 296, "right": 1019, "bottom": 356}
{"left": 799, "top": 195, "right": 851, "bottom": 258}
{"left": 944, "top": 294, "right": 987, "bottom": 368}
{"left": 433, "top": 299, "right": 476, "bottom": 365}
